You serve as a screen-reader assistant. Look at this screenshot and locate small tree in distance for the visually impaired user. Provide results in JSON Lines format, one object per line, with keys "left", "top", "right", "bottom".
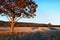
{"left": 0, "top": 0, "right": 37, "bottom": 32}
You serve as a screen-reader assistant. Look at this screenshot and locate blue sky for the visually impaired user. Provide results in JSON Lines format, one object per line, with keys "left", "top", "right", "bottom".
{"left": 0, "top": 0, "right": 60, "bottom": 25}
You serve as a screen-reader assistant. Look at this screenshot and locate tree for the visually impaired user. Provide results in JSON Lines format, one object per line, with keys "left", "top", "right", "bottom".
{"left": 0, "top": 0, "right": 37, "bottom": 32}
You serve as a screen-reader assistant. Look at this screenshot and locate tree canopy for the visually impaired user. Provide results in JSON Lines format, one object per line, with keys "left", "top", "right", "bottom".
{"left": 0, "top": 0, "right": 37, "bottom": 18}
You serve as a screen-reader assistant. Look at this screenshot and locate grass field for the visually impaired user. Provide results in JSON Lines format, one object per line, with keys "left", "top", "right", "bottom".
{"left": 0, "top": 30, "right": 60, "bottom": 40}
{"left": 0, "top": 27, "right": 60, "bottom": 40}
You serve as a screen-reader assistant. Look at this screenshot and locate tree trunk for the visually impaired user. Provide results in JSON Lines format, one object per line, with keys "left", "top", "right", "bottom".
{"left": 10, "top": 13, "right": 15, "bottom": 32}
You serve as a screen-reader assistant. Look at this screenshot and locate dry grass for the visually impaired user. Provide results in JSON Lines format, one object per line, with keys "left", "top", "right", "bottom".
{"left": 0, "top": 31, "right": 60, "bottom": 40}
